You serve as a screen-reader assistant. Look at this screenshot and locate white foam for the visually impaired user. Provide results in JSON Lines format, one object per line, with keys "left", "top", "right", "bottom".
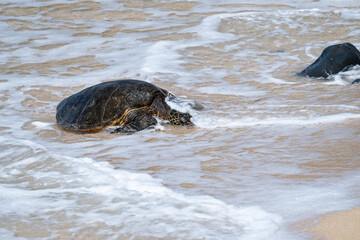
{"left": 323, "top": 75, "right": 348, "bottom": 85}
{"left": 0, "top": 137, "right": 282, "bottom": 239}
{"left": 247, "top": 104, "right": 359, "bottom": 110}
{"left": 194, "top": 113, "right": 360, "bottom": 129}
{"left": 32, "top": 121, "right": 52, "bottom": 128}
{"left": 193, "top": 13, "right": 239, "bottom": 42}
{"left": 196, "top": 83, "right": 267, "bottom": 96}
{"left": 142, "top": 41, "right": 187, "bottom": 76}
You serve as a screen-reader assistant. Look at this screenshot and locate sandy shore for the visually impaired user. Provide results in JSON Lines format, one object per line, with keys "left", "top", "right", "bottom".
{"left": 307, "top": 207, "right": 360, "bottom": 240}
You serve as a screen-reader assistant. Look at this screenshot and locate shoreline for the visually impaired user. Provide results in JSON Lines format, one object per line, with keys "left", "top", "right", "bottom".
{"left": 306, "top": 207, "right": 360, "bottom": 240}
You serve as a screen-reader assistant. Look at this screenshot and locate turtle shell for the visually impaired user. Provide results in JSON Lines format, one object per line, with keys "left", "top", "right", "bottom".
{"left": 56, "top": 80, "right": 168, "bottom": 132}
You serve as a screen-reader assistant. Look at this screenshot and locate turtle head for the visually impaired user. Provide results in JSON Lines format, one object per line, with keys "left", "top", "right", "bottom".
{"left": 168, "top": 109, "right": 193, "bottom": 126}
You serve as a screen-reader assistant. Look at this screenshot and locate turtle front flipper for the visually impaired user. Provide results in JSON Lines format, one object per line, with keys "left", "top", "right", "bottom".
{"left": 112, "top": 109, "right": 157, "bottom": 134}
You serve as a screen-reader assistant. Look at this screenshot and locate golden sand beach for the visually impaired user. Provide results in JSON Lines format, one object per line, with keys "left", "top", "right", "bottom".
{"left": 309, "top": 208, "right": 360, "bottom": 240}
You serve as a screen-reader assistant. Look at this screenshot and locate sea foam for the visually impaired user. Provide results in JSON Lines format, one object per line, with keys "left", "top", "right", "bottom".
{"left": 0, "top": 136, "right": 282, "bottom": 239}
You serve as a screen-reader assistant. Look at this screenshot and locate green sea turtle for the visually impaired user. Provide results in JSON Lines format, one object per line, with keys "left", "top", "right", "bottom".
{"left": 56, "top": 80, "right": 193, "bottom": 133}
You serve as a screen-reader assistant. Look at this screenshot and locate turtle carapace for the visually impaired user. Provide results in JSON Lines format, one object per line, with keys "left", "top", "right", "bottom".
{"left": 56, "top": 80, "right": 193, "bottom": 133}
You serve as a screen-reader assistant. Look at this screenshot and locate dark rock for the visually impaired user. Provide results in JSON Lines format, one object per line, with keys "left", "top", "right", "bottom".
{"left": 352, "top": 79, "right": 360, "bottom": 84}
{"left": 297, "top": 43, "right": 360, "bottom": 78}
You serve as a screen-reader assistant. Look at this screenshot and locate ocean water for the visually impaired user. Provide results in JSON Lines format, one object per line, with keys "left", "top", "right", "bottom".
{"left": 0, "top": 0, "right": 360, "bottom": 239}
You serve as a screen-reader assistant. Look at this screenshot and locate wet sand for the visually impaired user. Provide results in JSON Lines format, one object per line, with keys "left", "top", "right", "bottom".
{"left": 308, "top": 207, "right": 360, "bottom": 240}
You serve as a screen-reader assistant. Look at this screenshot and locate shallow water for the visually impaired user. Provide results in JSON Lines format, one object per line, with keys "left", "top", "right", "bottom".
{"left": 0, "top": 0, "right": 360, "bottom": 239}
